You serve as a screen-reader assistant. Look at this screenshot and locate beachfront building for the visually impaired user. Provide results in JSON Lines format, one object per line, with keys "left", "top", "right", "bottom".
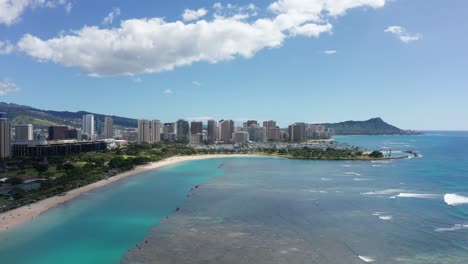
{"left": 0, "top": 113, "right": 11, "bottom": 159}
{"left": 267, "top": 127, "right": 281, "bottom": 141}
{"left": 232, "top": 131, "right": 249, "bottom": 144}
{"left": 248, "top": 125, "right": 266, "bottom": 142}
{"left": 190, "top": 133, "right": 204, "bottom": 144}
{"left": 207, "top": 119, "right": 217, "bottom": 144}
{"left": 176, "top": 119, "right": 190, "bottom": 142}
{"left": 263, "top": 120, "right": 276, "bottom": 139}
{"left": 103, "top": 117, "right": 114, "bottom": 139}
{"left": 190, "top": 121, "right": 203, "bottom": 135}
{"left": 151, "top": 120, "right": 161, "bottom": 143}
{"left": 288, "top": 122, "right": 306, "bottom": 142}
{"left": 15, "top": 124, "right": 33, "bottom": 141}
{"left": 219, "top": 119, "right": 234, "bottom": 144}
{"left": 82, "top": 114, "right": 95, "bottom": 140}
{"left": 162, "top": 123, "right": 176, "bottom": 141}
{"left": 137, "top": 119, "right": 151, "bottom": 143}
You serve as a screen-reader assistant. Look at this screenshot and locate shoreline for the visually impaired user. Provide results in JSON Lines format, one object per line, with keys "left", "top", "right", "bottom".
{"left": 0, "top": 154, "right": 261, "bottom": 232}
{"left": 0, "top": 151, "right": 418, "bottom": 232}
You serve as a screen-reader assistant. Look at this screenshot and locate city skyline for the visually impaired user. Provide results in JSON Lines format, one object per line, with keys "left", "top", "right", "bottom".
{"left": 1, "top": 0, "right": 467, "bottom": 130}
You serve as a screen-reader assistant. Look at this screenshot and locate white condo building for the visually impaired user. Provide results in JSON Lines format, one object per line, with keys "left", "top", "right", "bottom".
{"left": 103, "top": 117, "right": 114, "bottom": 139}
{"left": 151, "top": 120, "right": 161, "bottom": 143}
{"left": 82, "top": 114, "right": 95, "bottom": 139}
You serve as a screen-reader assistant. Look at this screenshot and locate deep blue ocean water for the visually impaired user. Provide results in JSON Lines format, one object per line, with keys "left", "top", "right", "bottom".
{"left": 2, "top": 132, "right": 468, "bottom": 263}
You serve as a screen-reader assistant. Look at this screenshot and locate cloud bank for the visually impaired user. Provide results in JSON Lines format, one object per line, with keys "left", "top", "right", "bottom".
{"left": 16, "top": 0, "right": 386, "bottom": 76}
{"left": 0, "top": 0, "right": 72, "bottom": 25}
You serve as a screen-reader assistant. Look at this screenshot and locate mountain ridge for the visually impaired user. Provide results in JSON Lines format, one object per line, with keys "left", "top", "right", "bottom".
{"left": 0, "top": 102, "right": 419, "bottom": 135}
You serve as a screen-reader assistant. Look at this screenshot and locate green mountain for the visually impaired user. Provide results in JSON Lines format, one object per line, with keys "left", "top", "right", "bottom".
{"left": 0, "top": 102, "right": 137, "bottom": 129}
{"left": 319, "top": 117, "right": 420, "bottom": 135}
{"left": 0, "top": 102, "right": 419, "bottom": 135}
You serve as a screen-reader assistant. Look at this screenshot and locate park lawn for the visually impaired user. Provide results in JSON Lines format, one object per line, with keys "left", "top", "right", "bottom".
{"left": 72, "top": 161, "right": 88, "bottom": 168}
{"left": 0, "top": 168, "right": 39, "bottom": 178}
{"left": 0, "top": 199, "right": 12, "bottom": 207}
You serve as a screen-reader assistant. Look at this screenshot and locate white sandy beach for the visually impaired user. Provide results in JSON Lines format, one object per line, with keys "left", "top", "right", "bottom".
{"left": 0, "top": 154, "right": 261, "bottom": 232}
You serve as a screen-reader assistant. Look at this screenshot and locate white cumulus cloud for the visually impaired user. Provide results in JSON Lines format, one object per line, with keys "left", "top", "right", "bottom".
{"left": 192, "top": 81, "right": 201, "bottom": 86}
{"left": 384, "top": 26, "right": 421, "bottom": 43}
{"left": 182, "top": 8, "right": 207, "bottom": 21}
{"left": 16, "top": 0, "right": 387, "bottom": 76}
{"left": 0, "top": 0, "right": 72, "bottom": 25}
{"left": 0, "top": 80, "right": 21, "bottom": 95}
{"left": 163, "top": 89, "right": 173, "bottom": 94}
{"left": 102, "top": 7, "right": 121, "bottom": 25}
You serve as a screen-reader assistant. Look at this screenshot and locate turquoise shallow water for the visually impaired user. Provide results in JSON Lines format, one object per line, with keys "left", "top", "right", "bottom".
{"left": 0, "top": 159, "right": 225, "bottom": 264}
{"left": 2, "top": 132, "right": 468, "bottom": 263}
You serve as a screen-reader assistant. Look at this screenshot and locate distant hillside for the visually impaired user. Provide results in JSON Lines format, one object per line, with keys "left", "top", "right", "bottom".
{"left": 319, "top": 118, "right": 418, "bottom": 135}
{"left": 0, "top": 103, "right": 419, "bottom": 135}
{"left": 0, "top": 102, "right": 137, "bottom": 129}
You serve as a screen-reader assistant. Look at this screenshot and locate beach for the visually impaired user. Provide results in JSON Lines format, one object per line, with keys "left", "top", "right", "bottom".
{"left": 0, "top": 154, "right": 260, "bottom": 232}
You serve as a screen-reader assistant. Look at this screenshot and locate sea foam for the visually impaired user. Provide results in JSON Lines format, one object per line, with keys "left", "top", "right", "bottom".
{"left": 358, "top": 255, "right": 375, "bottom": 262}
{"left": 395, "top": 193, "right": 439, "bottom": 199}
{"left": 362, "top": 189, "right": 404, "bottom": 195}
{"left": 354, "top": 178, "right": 371, "bottom": 181}
{"left": 345, "top": 172, "right": 361, "bottom": 176}
{"left": 435, "top": 224, "right": 468, "bottom": 232}
{"left": 444, "top": 194, "right": 468, "bottom": 205}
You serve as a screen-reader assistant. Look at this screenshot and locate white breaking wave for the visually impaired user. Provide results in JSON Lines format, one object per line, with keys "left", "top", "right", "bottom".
{"left": 444, "top": 194, "right": 468, "bottom": 205}
{"left": 321, "top": 178, "right": 332, "bottom": 181}
{"left": 435, "top": 224, "right": 468, "bottom": 232}
{"left": 302, "top": 189, "right": 328, "bottom": 193}
{"left": 345, "top": 172, "right": 361, "bottom": 176}
{"left": 354, "top": 178, "right": 371, "bottom": 181}
{"left": 372, "top": 212, "right": 392, "bottom": 221}
{"left": 378, "top": 215, "right": 393, "bottom": 220}
{"left": 395, "top": 193, "right": 439, "bottom": 199}
{"left": 362, "top": 189, "right": 404, "bottom": 195}
{"left": 358, "top": 255, "right": 375, "bottom": 262}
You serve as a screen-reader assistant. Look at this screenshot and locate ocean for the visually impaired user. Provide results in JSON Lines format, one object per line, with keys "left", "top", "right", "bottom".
{"left": 1, "top": 132, "right": 468, "bottom": 263}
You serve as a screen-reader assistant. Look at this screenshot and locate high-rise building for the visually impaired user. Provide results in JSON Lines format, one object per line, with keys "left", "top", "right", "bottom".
{"left": 0, "top": 112, "right": 11, "bottom": 159}
{"left": 137, "top": 119, "right": 151, "bottom": 143}
{"left": 219, "top": 119, "right": 234, "bottom": 144}
{"left": 263, "top": 120, "right": 276, "bottom": 139}
{"left": 103, "top": 117, "right": 114, "bottom": 139}
{"left": 288, "top": 122, "right": 306, "bottom": 142}
{"left": 244, "top": 120, "right": 258, "bottom": 128}
{"left": 151, "top": 120, "right": 161, "bottom": 143}
{"left": 247, "top": 125, "right": 266, "bottom": 142}
{"left": 189, "top": 133, "right": 203, "bottom": 144}
{"left": 48, "top": 126, "right": 70, "bottom": 140}
{"left": 267, "top": 127, "right": 281, "bottom": 141}
{"left": 176, "top": 119, "right": 190, "bottom": 142}
{"left": 232, "top": 131, "right": 249, "bottom": 144}
{"left": 96, "top": 118, "right": 105, "bottom": 135}
{"left": 207, "top": 119, "right": 217, "bottom": 144}
{"left": 82, "top": 114, "right": 95, "bottom": 139}
{"left": 163, "top": 123, "right": 176, "bottom": 141}
{"left": 190, "top": 121, "right": 203, "bottom": 135}
{"left": 15, "top": 124, "right": 33, "bottom": 141}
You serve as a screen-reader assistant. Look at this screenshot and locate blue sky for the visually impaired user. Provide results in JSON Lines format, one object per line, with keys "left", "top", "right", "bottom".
{"left": 0, "top": 0, "right": 467, "bottom": 130}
